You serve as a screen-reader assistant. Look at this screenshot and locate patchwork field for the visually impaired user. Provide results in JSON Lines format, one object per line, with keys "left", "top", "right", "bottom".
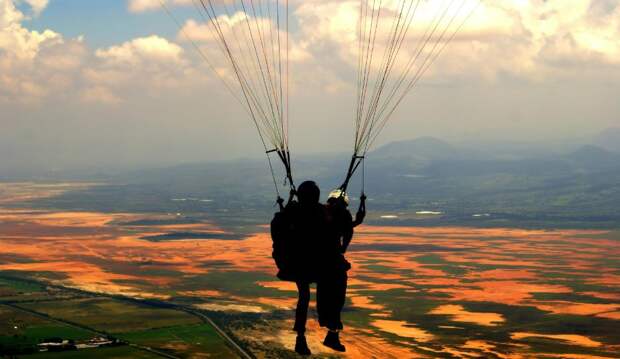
{"left": 0, "top": 183, "right": 619, "bottom": 358}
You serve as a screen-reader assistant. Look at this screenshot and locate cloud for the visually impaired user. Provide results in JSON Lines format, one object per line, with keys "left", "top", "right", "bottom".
{"left": 80, "top": 86, "right": 122, "bottom": 105}
{"left": 126, "top": 0, "right": 619, "bottom": 94}
{"left": 1, "top": 0, "right": 59, "bottom": 60}
{"left": 95, "top": 35, "right": 184, "bottom": 66}
{"left": 291, "top": 0, "right": 620, "bottom": 81}
{"left": 24, "top": 0, "right": 49, "bottom": 15}
{"left": 0, "top": 0, "right": 83, "bottom": 103}
{"left": 0, "top": 0, "right": 21, "bottom": 25}
{"left": 128, "top": 0, "right": 192, "bottom": 13}
{"left": 4, "top": 0, "right": 620, "bottom": 107}
{"left": 86, "top": 35, "right": 192, "bottom": 103}
{"left": 179, "top": 14, "right": 310, "bottom": 60}
{"left": 1, "top": 0, "right": 196, "bottom": 105}
{"left": 1, "top": 0, "right": 619, "bottom": 173}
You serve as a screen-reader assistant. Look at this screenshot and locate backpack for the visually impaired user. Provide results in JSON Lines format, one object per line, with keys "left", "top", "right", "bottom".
{"left": 270, "top": 210, "right": 297, "bottom": 282}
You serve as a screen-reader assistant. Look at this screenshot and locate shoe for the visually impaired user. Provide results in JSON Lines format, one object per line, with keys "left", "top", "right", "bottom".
{"left": 295, "top": 334, "right": 311, "bottom": 356}
{"left": 323, "top": 331, "right": 346, "bottom": 352}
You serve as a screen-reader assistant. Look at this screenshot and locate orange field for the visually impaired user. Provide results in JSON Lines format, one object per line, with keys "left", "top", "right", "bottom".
{"left": 1, "top": 183, "right": 619, "bottom": 358}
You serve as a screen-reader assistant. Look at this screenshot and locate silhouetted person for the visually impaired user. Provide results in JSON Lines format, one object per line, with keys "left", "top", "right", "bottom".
{"left": 317, "top": 190, "right": 366, "bottom": 352}
{"left": 271, "top": 182, "right": 366, "bottom": 355}
{"left": 273, "top": 180, "right": 328, "bottom": 355}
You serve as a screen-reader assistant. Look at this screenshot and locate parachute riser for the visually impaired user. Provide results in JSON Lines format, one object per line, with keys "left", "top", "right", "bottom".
{"left": 339, "top": 155, "right": 365, "bottom": 194}
{"left": 277, "top": 150, "right": 295, "bottom": 188}
{"left": 268, "top": 148, "right": 296, "bottom": 209}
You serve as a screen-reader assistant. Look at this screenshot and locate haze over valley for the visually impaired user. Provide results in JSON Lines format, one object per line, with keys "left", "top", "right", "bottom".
{"left": 2, "top": 0, "right": 620, "bottom": 357}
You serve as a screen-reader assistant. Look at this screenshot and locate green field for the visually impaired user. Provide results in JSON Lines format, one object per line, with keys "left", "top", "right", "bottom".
{"left": 20, "top": 298, "right": 201, "bottom": 334}
{"left": 0, "top": 277, "right": 241, "bottom": 358}
{"left": 22, "top": 346, "right": 161, "bottom": 358}
{"left": 121, "top": 324, "right": 236, "bottom": 359}
{"left": 0, "top": 277, "right": 53, "bottom": 302}
{"left": 0, "top": 305, "right": 93, "bottom": 356}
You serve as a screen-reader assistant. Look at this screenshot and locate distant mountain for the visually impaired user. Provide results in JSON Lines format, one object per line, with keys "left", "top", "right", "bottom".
{"left": 564, "top": 145, "right": 620, "bottom": 171}
{"left": 593, "top": 128, "right": 620, "bottom": 152}
{"left": 567, "top": 145, "right": 617, "bottom": 161}
{"left": 371, "top": 137, "right": 458, "bottom": 161}
{"left": 15, "top": 135, "right": 620, "bottom": 228}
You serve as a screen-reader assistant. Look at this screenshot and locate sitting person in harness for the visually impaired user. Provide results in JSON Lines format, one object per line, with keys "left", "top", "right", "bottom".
{"left": 270, "top": 182, "right": 366, "bottom": 355}
{"left": 316, "top": 189, "right": 366, "bottom": 353}
{"left": 271, "top": 180, "right": 328, "bottom": 355}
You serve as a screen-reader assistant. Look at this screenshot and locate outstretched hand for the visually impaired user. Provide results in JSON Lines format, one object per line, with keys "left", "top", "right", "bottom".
{"left": 354, "top": 193, "right": 367, "bottom": 225}
{"left": 285, "top": 188, "right": 296, "bottom": 206}
{"left": 355, "top": 209, "right": 366, "bottom": 224}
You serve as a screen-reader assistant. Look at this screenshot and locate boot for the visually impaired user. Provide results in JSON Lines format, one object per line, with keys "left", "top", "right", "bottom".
{"left": 323, "top": 330, "right": 346, "bottom": 352}
{"left": 295, "top": 334, "right": 311, "bottom": 356}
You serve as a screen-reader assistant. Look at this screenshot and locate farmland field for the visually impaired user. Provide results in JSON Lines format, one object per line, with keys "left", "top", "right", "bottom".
{"left": 20, "top": 298, "right": 202, "bottom": 334}
{"left": 0, "top": 182, "right": 619, "bottom": 358}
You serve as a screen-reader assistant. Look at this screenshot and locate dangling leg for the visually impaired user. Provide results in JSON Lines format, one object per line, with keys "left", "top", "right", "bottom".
{"left": 294, "top": 281, "right": 311, "bottom": 355}
{"left": 316, "top": 277, "right": 327, "bottom": 328}
{"left": 334, "top": 270, "right": 348, "bottom": 331}
{"left": 323, "top": 329, "right": 345, "bottom": 352}
{"left": 294, "top": 281, "right": 310, "bottom": 333}
{"left": 322, "top": 271, "right": 347, "bottom": 352}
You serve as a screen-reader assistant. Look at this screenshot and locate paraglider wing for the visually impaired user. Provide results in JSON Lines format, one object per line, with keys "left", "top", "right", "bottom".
{"left": 160, "top": 0, "right": 294, "bottom": 195}
{"left": 340, "top": 0, "right": 481, "bottom": 192}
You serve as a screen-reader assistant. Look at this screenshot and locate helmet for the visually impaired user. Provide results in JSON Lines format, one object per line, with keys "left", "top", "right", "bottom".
{"left": 328, "top": 189, "right": 349, "bottom": 205}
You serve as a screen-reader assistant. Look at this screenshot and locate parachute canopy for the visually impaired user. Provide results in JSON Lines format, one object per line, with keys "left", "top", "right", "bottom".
{"left": 341, "top": 0, "right": 480, "bottom": 191}
{"left": 161, "top": 0, "right": 479, "bottom": 196}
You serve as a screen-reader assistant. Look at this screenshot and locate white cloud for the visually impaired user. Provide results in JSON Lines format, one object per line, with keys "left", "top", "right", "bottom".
{"left": 1, "top": 0, "right": 195, "bottom": 105}
{"left": 95, "top": 35, "right": 184, "bottom": 66}
{"left": 0, "top": 0, "right": 60, "bottom": 60}
{"left": 81, "top": 35, "right": 210, "bottom": 104}
{"left": 1, "top": 0, "right": 22, "bottom": 26}
{"left": 179, "top": 14, "right": 310, "bottom": 60}
{"left": 3, "top": 0, "right": 620, "bottom": 107}
{"left": 162, "top": 1, "right": 615, "bottom": 97}
{"left": 128, "top": 0, "right": 162, "bottom": 13}
{"left": 24, "top": 0, "right": 49, "bottom": 15}
{"left": 0, "top": 0, "right": 82, "bottom": 103}
{"left": 287, "top": 0, "right": 620, "bottom": 86}
{"left": 128, "top": 0, "right": 192, "bottom": 13}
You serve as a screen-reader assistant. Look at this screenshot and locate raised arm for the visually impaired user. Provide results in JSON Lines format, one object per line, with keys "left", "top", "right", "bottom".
{"left": 287, "top": 188, "right": 296, "bottom": 206}
{"left": 352, "top": 193, "right": 367, "bottom": 227}
{"left": 278, "top": 188, "right": 297, "bottom": 212}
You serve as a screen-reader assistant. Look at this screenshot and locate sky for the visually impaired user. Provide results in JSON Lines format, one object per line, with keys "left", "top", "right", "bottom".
{"left": 1, "top": 0, "right": 620, "bottom": 173}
